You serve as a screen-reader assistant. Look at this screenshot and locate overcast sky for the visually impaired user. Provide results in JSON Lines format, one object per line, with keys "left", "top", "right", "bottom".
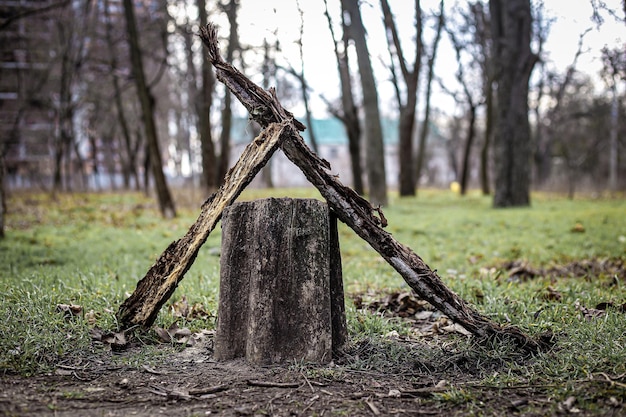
{"left": 232, "top": 0, "right": 625, "bottom": 119}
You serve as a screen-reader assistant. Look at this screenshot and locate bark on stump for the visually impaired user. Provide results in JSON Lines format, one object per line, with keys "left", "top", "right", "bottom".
{"left": 215, "top": 198, "right": 347, "bottom": 365}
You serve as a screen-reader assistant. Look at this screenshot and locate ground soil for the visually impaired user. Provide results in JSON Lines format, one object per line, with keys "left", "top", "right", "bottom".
{"left": 1, "top": 332, "right": 624, "bottom": 417}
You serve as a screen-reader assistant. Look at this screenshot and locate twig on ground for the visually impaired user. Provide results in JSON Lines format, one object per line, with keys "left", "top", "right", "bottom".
{"left": 301, "top": 371, "right": 315, "bottom": 392}
{"left": 365, "top": 397, "right": 381, "bottom": 415}
{"left": 247, "top": 380, "right": 300, "bottom": 388}
{"left": 188, "top": 384, "right": 230, "bottom": 395}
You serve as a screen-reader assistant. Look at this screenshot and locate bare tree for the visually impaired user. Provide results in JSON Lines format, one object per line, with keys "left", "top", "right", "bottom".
{"left": 122, "top": 0, "right": 176, "bottom": 218}
{"left": 490, "top": 0, "right": 537, "bottom": 207}
{"left": 600, "top": 46, "right": 625, "bottom": 192}
{"left": 590, "top": 1, "right": 625, "bottom": 193}
{"left": 322, "top": 0, "right": 363, "bottom": 195}
{"left": 471, "top": 2, "right": 494, "bottom": 195}
{"left": 533, "top": 18, "right": 590, "bottom": 187}
{"left": 259, "top": 38, "right": 276, "bottom": 188}
{"left": 216, "top": 0, "right": 240, "bottom": 185}
{"left": 197, "top": 0, "right": 217, "bottom": 191}
{"left": 0, "top": 0, "right": 68, "bottom": 31}
{"left": 445, "top": 5, "right": 486, "bottom": 196}
{"left": 283, "top": 0, "right": 320, "bottom": 154}
{"left": 103, "top": 0, "right": 140, "bottom": 190}
{"left": 341, "top": 0, "right": 387, "bottom": 206}
{"left": 547, "top": 76, "right": 601, "bottom": 197}
{"left": 381, "top": 0, "right": 422, "bottom": 197}
{"left": 51, "top": 1, "right": 95, "bottom": 194}
{"left": 415, "top": 1, "right": 444, "bottom": 193}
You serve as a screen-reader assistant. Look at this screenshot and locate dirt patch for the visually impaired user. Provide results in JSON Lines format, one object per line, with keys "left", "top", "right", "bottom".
{"left": 0, "top": 337, "right": 441, "bottom": 417}
{"left": 2, "top": 332, "right": 624, "bottom": 416}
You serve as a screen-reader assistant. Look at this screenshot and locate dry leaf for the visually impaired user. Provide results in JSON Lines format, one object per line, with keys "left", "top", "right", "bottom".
{"left": 154, "top": 322, "right": 193, "bottom": 345}
{"left": 189, "top": 302, "right": 211, "bottom": 319}
{"left": 169, "top": 296, "right": 212, "bottom": 320}
{"left": 84, "top": 310, "right": 98, "bottom": 326}
{"left": 575, "top": 301, "right": 605, "bottom": 321}
{"left": 441, "top": 323, "right": 472, "bottom": 336}
{"left": 56, "top": 304, "right": 82, "bottom": 319}
{"left": 387, "top": 389, "right": 401, "bottom": 398}
{"left": 154, "top": 326, "right": 172, "bottom": 343}
{"left": 560, "top": 395, "right": 581, "bottom": 413}
{"left": 91, "top": 327, "right": 128, "bottom": 350}
{"left": 504, "top": 261, "right": 541, "bottom": 282}
{"left": 170, "top": 296, "right": 189, "bottom": 318}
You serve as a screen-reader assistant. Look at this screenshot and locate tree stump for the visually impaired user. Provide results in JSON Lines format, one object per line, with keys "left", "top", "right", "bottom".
{"left": 215, "top": 198, "right": 346, "bottom": 365}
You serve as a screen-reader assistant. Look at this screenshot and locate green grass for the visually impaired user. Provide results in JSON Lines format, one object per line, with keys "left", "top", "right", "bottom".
{"left": 1, "top": 188, "right": 625, "bottom": 413}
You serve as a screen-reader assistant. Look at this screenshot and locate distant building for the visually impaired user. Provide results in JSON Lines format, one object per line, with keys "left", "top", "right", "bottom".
{"left": 0, "top": 0, "right": 60, "bottom": 186}
{"left": 0, "top": 0, "right": 161, "bottom": 189}
{"left": 229, "top": 116, "right": 453, "bottom": 189}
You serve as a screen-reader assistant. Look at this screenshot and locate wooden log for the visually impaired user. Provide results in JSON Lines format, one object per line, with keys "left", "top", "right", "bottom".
{"left": 199, "top": 23, "right": 544, "bottom": 353}
{"left": 117, "top": 122, "right": 292, "bottom": 327}
{"left": 215, "top": 198, "right": 346, "bottom": 364}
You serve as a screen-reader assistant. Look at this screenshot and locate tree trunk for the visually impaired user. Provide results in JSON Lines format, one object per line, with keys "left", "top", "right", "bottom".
{"left": 142, "top": 139, "right": 150, "bottom": 194}
{"left": 217, "top": 0, "right": 239, "bottom": 185}
{"left": 608, "top": 81, "right": 618, "bottom": 193}
{"left": 294, "top": 2, "right": 319, "bottom": 155}
{"left": 490, "top": 0, "right": 537, "bottom": 207}
{"left": 323, "top": 0, "right": 363, "bottom": 194}
{"left": 416, "top": 1, "right": 444, "bottom": 192}
{"left": 459, "top": 105, "right": 477, "bottom": 195}
{"left": 218, "top": 91, "right": 232, "bottom": 184}
{"left": 123, "top": 0, "right": 176, "bottom": 218}
{"left": 342, "top": 0, "right": 388, "bottom": 206}
{"left": 380, "top": 0, "right": 422, "bottom": 197}
{"left": 473, "top": 1, "right": 493, "bottom": 196}
{"left": 480, "top": 70, "right": 493, "bottom": 195}
{"left": 197, "top": 0, "right": 217, "bottom": 191}
{"left": 104, "top": 0, "right": 137, "bottom": 190}
{"left": 258, "top": 44, "right": 275, "bottom": 188}
{"left": 398, "top": 106, "right": 417, "bottom": 196}
{"left": 215, "top": 198, "right": 346, "bottom": 364}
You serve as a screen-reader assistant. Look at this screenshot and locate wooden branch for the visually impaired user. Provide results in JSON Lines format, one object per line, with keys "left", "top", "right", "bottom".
{"left": 199, "top": 23, "right": 544, "bottom": 354}
{"left": 199, "top": 24, "right": 306, "bottom": 132}
{"left": 117, "top": 122, "right": 291, "bottom": 327}
{"left": 247, "top": 380, "right": 300, "bottom": 389}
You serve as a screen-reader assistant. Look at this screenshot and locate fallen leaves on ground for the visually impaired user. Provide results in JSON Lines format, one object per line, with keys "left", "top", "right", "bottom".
{"left": 154, "top": 322, "right": 214, "bottom": 347}
{"left": 498, "top": 258, "right": 625, "bottom": 282}
{"left": 170, "top": 295, "right": 212, "bottom": 320}
{"left": 353, "top": 291, "right": 433, "bottom": 317}
{"left": 90, "top": 327, "right": 128, "bottom": 351}
{"left": 353, "top": 291, "right": 471, "bottom": 337}
{"left": 575, "top": 300, "right": 626, "bottom": 320}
